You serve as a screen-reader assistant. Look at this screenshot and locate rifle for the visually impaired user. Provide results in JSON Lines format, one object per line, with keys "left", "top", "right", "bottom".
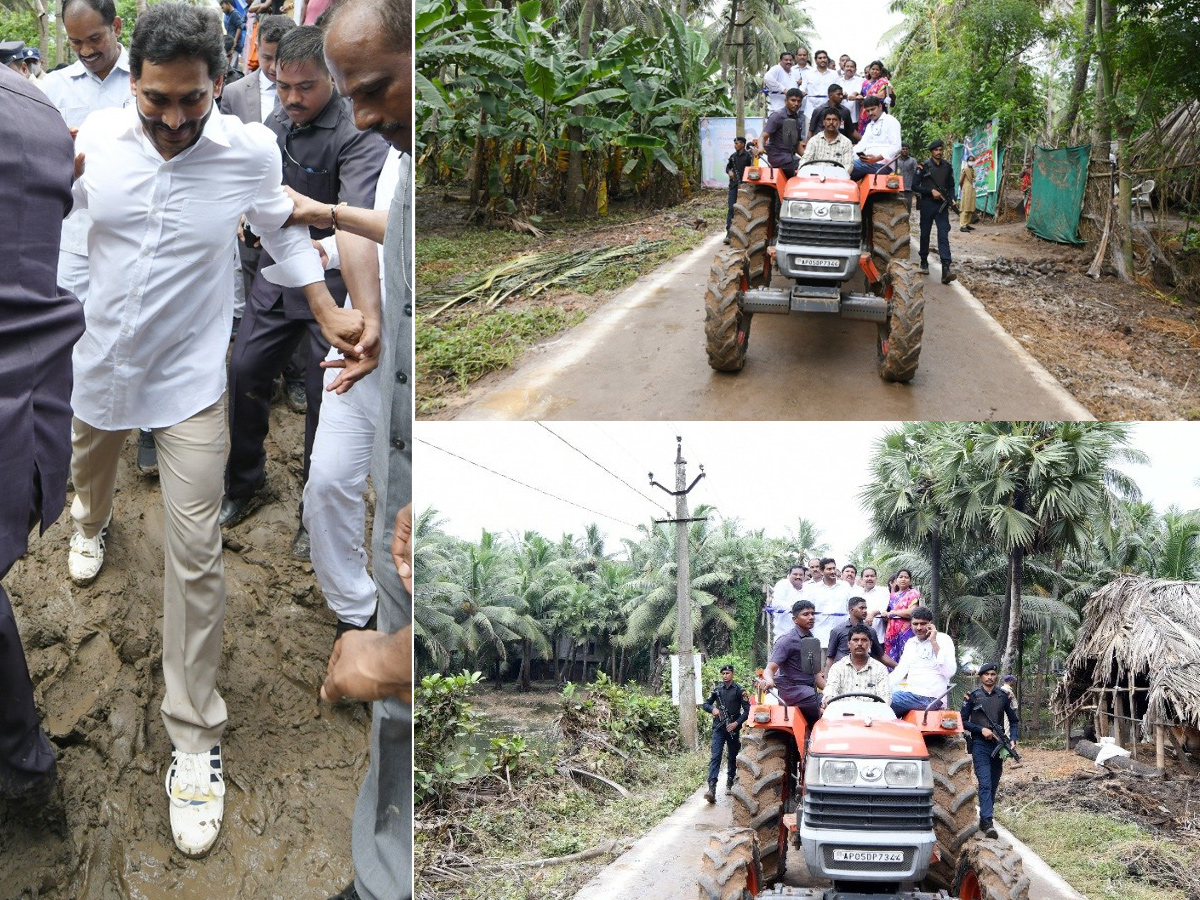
{"left": 970, "top": 693, "right": 1021, "bottom": 762}
{"left": 711, "top": 683, "right": 737, "bottom": 732}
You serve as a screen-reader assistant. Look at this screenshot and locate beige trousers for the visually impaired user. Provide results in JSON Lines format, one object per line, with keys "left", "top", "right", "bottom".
{"left": 71, "top": 398, "right": 229, "bottom": 753}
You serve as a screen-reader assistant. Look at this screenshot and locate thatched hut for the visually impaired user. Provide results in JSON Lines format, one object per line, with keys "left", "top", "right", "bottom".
{"left": 1052, "top": 575, "right": 1200, "bottom": 769}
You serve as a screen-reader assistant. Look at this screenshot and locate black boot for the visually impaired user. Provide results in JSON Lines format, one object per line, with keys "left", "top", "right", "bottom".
{"left": 704, "top": 781, "right": 716, "bottom": 803}
{"left": 941, "top": 262, "right": 956, "bottom": 284}
{"left": 980, "top": 817, "right": 997, "bottom": 838}
{"left": 918, "top": 258, "right": 929, "bottom": 275}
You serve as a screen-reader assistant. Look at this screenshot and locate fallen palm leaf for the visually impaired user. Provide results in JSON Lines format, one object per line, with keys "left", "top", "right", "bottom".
{"left": 421, "top": 240, "right": 669, "bottom": 317}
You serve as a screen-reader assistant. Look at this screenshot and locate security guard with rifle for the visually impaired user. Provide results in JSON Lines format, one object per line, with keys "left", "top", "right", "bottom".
{"left": 702, "top": 664, "right": 751, "bottom": 803}
{"left": 913, "top": 138, "right": 959, "bottom": 285}
{"left": 961, "top": 662, "right": 1020, "bottom": 838}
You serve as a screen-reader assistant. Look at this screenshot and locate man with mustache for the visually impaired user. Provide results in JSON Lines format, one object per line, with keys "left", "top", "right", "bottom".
{"left": 67, "top": 1, "right": 365, "bottom": 857}
{"left": 221, "top": 25, "right": 387, "bottom": 563}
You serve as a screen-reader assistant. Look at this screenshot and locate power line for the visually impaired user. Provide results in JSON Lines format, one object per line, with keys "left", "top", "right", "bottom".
{"left": 417, "top": 438, "right": 638, "bottom": 528}
{"left": 536, "top": 422, "right": 672, "bottom": 517}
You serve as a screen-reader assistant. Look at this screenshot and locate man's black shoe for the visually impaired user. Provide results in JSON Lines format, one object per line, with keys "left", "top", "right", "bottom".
{"left": 335, "top": 612, "right": 378, "bottom": 645}
{"left": 703, "top": 781, "right": 716, "bottom": 804}
{"left": 219, "top": 484, "right": 267, "bottom": 528}
{"left": 941, "top": 264, "right": 957, "bottom": 285}
{"left": 291, "top": 524, "right": 311, "bottom": 560}
{"left": 980, "top": 817, "right": 998, "bottom": 838}
{"left": 328, "top": 883, "right": 361, "bottom": 900}
{"left": 136, "top": 429, "right": 159, "bottom": 477}
{"left": 918, "top": 259, "right": 930, "bottom": 275}
{"left": 285, "top": 380, "right": 307, "bottom": 414}
{"left": 726, "top": 776, "right": 735, "bottom": 791}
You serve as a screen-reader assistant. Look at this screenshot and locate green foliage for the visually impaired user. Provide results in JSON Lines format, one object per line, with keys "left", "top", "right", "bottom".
{"left": 414, "top": 671, "right": 484, "bottom": 807}
{"left": 559, "top": 673, "right": 678, "bottom": 753}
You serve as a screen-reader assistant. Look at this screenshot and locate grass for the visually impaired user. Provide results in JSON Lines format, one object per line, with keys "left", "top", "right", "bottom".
{"left": 415, "top": 194, "right": 728, "bottom": 413}
{"left": 416, "top": 750, "right": 708, "bottom": 900}
{"left": 999, "top": 800, "right": 1191, "bottom": 900}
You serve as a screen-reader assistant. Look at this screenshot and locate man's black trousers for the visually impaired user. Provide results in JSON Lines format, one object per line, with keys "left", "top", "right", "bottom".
{"left": 918, "top": 198, "right": 952, "bottom": 264}
{"left": 707, "top": 725, "right": 740, "bottom": 784}
{"left": 0, "top": 582, "right": 55, "bottom": 797}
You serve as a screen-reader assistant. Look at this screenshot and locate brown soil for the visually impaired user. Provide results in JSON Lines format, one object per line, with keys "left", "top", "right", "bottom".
{"left": 953, "top": 220, "right": 1200, "bottom": 419}
{"left": 0, "top": 405, "right": 370, "bottom": 899}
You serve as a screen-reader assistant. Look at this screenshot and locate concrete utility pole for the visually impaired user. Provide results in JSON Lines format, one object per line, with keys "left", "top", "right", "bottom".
{"left": 649, "top": 436, "right": 705, "bottom": 751}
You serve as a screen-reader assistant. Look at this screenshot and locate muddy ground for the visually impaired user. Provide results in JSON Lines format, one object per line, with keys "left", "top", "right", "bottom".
{"left": 0, "top": 404, "right": 371, "bottom": 900}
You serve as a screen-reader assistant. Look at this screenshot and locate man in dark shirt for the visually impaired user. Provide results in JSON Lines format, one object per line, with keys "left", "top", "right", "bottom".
{"left": 723, "top": 135, "right": 756, "bottom": 243}
{"left": 0, "top": 65, "right": 86, "bottom": 808}
{"left": 806, "top": 83, "right": 859, "bottom": 144}
{"left": 219, "top": 0, "right": 245, "bottom": 69}
{"left": 221, "top": 25, "right": 388, "bottom": 555}
{"left": 961, "top": 663, "right": 1020, "bottom": 838}
{"left": 762, "top": 87, "right": 804, "bottom": 178}
{"left": 913, "top": 139, "right": 958, "bottom": 284}
{"left": 825, "top": 596, "right": 896, "bottom": 670}
{"left": 702, "top": 664, "right": 751, "bottom": 802}
{"left": 895, "top": 143, "right": 918, "bottom": 212}
{"left": 761, "top": 600, "right": 824, "bottom": 726}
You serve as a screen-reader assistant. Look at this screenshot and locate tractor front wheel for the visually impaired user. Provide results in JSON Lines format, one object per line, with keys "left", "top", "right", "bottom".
{"left": 731, "top": 728, "right": 789, "bottom": 883}
{"left": 728, "top": 183, "right": 774, "bottom": 287}
{"left": 877, "top": 259, "right": 924, "bottom": 383}
{"left": 704, "top": 249, "right": 754, "bottom": 372}
{"left": 925, "top": 734, "right": 979, "bottom": 891}
{"left": 953, "top": 836, "right": 1031, "bottom": 900}
{"left": 698, "top": 827, "right": 762, "bottom": 900}
{"left": 870, "top": 192, "right": 912, "bottom": 275}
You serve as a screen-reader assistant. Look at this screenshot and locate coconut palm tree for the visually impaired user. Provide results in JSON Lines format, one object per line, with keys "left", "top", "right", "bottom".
{"left": 413, "top": 507, "right": 466, "bottom": 670}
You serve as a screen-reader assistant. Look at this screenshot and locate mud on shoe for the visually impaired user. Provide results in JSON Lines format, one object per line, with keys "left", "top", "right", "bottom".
{"left": 703, "top": 780, "right": 716, "bottom": 804}
{"left": 136, "top": 429, "right": 159, "bottom": 477}
{"left": 166, "top": 745, "right": 226, "bottom": 857}
{"left": 68, "top": 517, "right": 110, "bottom": 586}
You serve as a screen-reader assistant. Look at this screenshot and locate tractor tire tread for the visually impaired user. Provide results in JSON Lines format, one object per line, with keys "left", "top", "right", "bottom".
{"left": 704, "top": 248, "right": 752, "bottom": 372}
{"left": 732, "top": 729, "right": 788, "bottom": 883}
{"left": 925, "top": 734, "right": 980, "bottom": 892}
{"left": 877, "top": 260, "right": 924, "bottom": 382}
{"left": 697, "top": 827, "right": 761, "bottom": 900}
{"left": 952, "top": 836, "right": 1032, "bottom": 900}
{"left": 728, "top": 184, "right": 774, "bottom": 287}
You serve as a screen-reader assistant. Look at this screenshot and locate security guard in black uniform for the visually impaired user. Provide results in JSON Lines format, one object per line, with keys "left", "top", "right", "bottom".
{"left": 960, "top": 662, "right": 1020, "bottom": 838}
{"left": 702, "top": 664, "right": 752, "bottom": 803}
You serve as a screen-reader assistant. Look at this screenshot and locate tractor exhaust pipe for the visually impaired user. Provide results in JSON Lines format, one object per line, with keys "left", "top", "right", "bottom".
{"left": 838, "top": 292, "right": 889, "bottom": 323}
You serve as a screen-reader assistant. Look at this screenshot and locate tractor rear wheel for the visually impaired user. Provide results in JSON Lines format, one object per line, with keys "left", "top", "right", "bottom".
{"left": 731, "top": 728, "right": 789, "bottom": 883}
{"left": 877, "top": 260, "right": 924, "bottom": 383}
{"left": 870, "top": 192, "right": 912, "bottom": 275}
{"left": 728, "top": 183, "right": 774, "bottom": 287}
{"left": 952, "top": 836, "right": 1031, "bottom": 900}
{"left": 704, "top": 249, "right": 753, "bottom": 372}
{"left": 698, "top": 827, "right": 762, "bottom": 900}
{"left": 925, "top": 734, "right": 980, "bottom": 892}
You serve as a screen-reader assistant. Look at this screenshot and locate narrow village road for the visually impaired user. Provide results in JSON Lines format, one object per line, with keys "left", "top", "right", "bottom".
{"left": 450, "top": 234, "right": 1092, "bottom": 421}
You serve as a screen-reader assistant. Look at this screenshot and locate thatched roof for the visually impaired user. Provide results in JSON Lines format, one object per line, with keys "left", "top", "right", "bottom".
{"left": 1053, "top": 575, "right": 1200, "bottom": 732}
{"left": 1130, "top": 101, "right": 1200, "bottom": 170}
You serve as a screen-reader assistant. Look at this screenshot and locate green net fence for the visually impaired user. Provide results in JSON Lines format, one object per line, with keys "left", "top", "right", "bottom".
{"left": 1027, "top": 145, "right": 1091, "bottom": 245}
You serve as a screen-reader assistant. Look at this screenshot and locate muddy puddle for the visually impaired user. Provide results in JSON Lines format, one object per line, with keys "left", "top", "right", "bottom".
{"left": 1, "top": 406, "right": 372, "bottom": 899}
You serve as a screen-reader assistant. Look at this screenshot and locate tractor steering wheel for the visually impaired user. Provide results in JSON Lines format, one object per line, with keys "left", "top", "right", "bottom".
{"left": 826, "top": 692, "right": 888, "bottom": 705}
{"left": 800, "top": 159, "right": 848, "bottom": 172}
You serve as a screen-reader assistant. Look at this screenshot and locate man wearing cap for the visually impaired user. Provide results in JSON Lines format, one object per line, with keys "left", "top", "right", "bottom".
{"left": 913, "top": 139, "right": 958, "bottom": 284}
{"left": 701, "top": 664, "right": 751, "bottom": 803}
{"left": 0, "top": 40, "right": 28, "bottom": 74}
{"left": 961, "top": 663, "right": 1019, "bottom": 838}
{"left": 724, "top": 135, "right": 757, "bottom": 243}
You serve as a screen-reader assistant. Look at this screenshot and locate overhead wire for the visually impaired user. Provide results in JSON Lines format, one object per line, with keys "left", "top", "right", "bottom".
{"left": 536, "top": 422, "right": 672, "bottom": 518}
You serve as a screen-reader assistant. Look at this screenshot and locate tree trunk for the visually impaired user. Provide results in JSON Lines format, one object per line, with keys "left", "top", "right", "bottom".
{"left": 1030, "top": 619, "right": 1052, "bottom": 736}
{"left": 557, "top": 638, "right": 574, "bottom": 682}
{"left": 995, "top": 557, "right": 1013, "bottom": 658}
{"left": 468, "top": 109, "right": 489, "bottom": 213}
{"left": 565, "top": 0, "right": 598, "bottom": 216}
{"left": 730, "top": 0, "right": 745, "bottom": 140}
{"left": 929, "top": 529, "right": 942, "bottom": 626}
{"left": 1092, "top": 0, "right": 1115, "bottom": 151}
{"left": 1116, "top": 122, "right": 1134, "bottom": 279}
{"left": 520, "top": 638, "right": 531, "bottom": 692}
{"left": 1056, "top": 0, "right": 1095, "bottom": 145}
{"left": 1000, "top": 547, "right": 1024, "bottom": 675}
{"left": 56, "top": 10, "right": 67, "bottom": 65}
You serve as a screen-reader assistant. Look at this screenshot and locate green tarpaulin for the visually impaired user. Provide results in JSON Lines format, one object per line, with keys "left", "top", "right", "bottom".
{"left": 1027, "top": 145, "right": 1090, "bottom": 245}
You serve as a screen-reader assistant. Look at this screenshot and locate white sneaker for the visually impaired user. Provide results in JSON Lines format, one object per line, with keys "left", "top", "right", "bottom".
{"left": 68, "top": 518, "right": 109, "bottom": 585}
{"left": 166, "top": 745, "right": 226, "bottom": 857}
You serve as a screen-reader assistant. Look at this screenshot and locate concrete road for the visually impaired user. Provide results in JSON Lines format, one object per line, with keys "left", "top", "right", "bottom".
{"left": 450, "top": 234, "right": 1092, "bottom": 421}
{"left": 571, "top": 785, "right": 1087, "bottom": 900}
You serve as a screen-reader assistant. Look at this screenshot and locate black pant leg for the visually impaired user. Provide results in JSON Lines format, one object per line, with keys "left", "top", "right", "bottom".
{"left": 0, "top": 582, "right": 55, "bottom": 797}
{"left": 935, "top": 206, "right": 952, "bottom": 262}
{"left": 919, "top": 202, "right": 936, "bottom": 260}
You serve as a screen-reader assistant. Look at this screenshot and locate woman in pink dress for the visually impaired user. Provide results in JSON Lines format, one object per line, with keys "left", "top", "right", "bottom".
{"left": 884, "top": 569, "right": 922, "bottom": 661}
{"left": 859, "top": 60, "right": 891, "bottom": 133}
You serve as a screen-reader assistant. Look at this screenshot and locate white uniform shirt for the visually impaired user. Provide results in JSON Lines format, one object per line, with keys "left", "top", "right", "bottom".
{"left": 800, "top": 67, "right": 838, "bottom": 126}
{"left": 801, "top": 578, "right": 851, "bottom": 649}
{"left": 856, "top": 111, "right": 902, "bottom": 164}
{"left": 890, "top": 632, "right": 957, "bottom": 699}
{"left": 763, "top": 63, "right": 802, "bottom": 113}
{"left": 859, "top": 584, "right": 892, "bottom": 642}
{"left": 767, "top": 577, "right": 804, "bottom": 643}
{"left": 71, "top": 106, "right": 324, "bottom": 431}
{"left": 41, "top": 48, "right": 134, "bottom": 257}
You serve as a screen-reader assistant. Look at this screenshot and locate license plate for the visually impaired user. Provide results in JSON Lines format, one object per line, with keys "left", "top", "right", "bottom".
{"left": 833, "top": 849, "right": 904, "bottom": 863}
{"left": 795, "top": 256, "right": 840, "bottom": 268}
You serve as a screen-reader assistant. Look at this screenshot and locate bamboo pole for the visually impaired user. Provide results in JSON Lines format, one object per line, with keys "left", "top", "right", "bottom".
{"left": 1156, "top": 725, "right": 1166, "bottom": 772}
{"left": 1113, "top": 690, "right": 1125, "bottom": 749}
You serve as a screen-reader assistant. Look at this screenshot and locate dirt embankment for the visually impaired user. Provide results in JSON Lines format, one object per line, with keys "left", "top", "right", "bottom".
{"left": 1, "top": 405, "right": 370, "bottom": 900}
{"left": 953, "top": 221, "right": 1200, "bottom": 419}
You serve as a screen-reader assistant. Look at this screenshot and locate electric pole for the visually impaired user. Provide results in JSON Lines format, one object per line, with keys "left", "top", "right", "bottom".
{"left": 650, "top": 436, "right": 705, "bottom": 751}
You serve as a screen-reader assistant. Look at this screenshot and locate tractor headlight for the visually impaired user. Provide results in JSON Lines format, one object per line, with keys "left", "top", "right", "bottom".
{"left": 821, "top": 759, "right": 859, "bottom": 785}
{"left": 884, "top": 761, "right": 919, "bottom": 787}
{"left": 780, "top": 200, "right": 861, "bottom": 223}
{"left": 783, "top": 200, "right": 814, "bottom": 219}
{"left": 828, "top": 203, "right": 861, "bottom": 222}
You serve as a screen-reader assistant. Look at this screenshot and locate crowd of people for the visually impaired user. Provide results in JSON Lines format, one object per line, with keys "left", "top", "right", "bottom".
{"left": 701, "top": 556, "right": 1021, "bottom": 838}
{"left": 0, "top": 1, "right": 412, "bottom": 898}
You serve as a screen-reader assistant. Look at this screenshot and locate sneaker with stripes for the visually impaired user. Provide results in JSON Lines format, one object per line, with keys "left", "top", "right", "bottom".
{"left": 166, "top": 744, "right": 226, "bottom": 857}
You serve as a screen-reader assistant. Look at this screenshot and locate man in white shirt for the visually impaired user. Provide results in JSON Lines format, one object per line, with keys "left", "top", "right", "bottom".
{"left": 766, "top": 564, "right": 806, "bottom": 644}
{"left": 66, "top": 1, "right": 366, "bottom": 859}
{"left": 800, "top": 49, "right": 838, "bottom": 142}
{"left": 889, "top": 607, "right": 957, "bottom": 716}
{"left": 859, "top": 566, "right": 891, "bottom": 643}
{"left": 837, "top": 59, "right": 861, "bottom": 123}
{"left": 762, "top": 51, "right": 801, "bottom": 114}
{"left": 851, "top": 95, "right": 902, "bottom": 181}
{"left": 801, "top": 557, "right": 851, "bottom": 649}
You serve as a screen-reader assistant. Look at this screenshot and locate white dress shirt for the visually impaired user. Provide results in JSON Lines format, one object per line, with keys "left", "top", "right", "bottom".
{"left": 259, "top": 70, "right": 278, "bottom": 122}
{"left": 763, "top": 63, "right": 802, "bottom": 112}
{"left": 71, "top": 106, "right": 325, "bottom": 431}
{"left": 857, "top": 111, "right": 902, "bottom": 165}
{"left": 800, "top": 67, "right": 838, "bottom": 125}
{"left": 41, "top": 49, "right": 134, "bottom": 257}
{"left": 801, "top": 578, "right": 851, "bottom": 649}
{"left": 890, "top": 631, "right": 957, "bottom": 699}
{"left": 837, "top": 76, "right": 861, "bottom": 123}
{"left": 767, "top": 577, "right": 804, "bottom": 643}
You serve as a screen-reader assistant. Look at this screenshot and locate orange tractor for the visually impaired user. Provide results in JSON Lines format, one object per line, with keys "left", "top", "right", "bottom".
{"left": 705, "top": 161, "right": 923, "bottom": 381}
{"left": 699, "top": 642, "right": 1028, "bottom": 900}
